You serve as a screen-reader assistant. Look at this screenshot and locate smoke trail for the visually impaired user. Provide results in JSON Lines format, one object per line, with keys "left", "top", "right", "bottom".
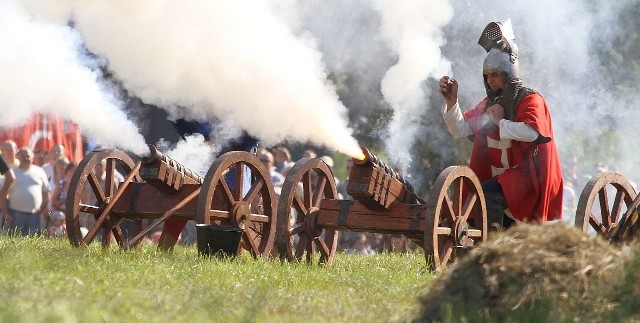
{"left": 373, "top": 0, "right": 453, "bottom": 170}
{"left": 0, "top": 1, "right": 148, "bottom": 155}
{"left": 22, "top": 0, "right": 363, "bottom": 158}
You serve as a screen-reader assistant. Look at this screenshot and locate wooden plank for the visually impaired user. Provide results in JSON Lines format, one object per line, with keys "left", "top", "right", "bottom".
{"left": 317, "top": 199, "right": 426, "bottom": 234}
{"left": 111, "top": 183, "right": 199, "bottom": 219}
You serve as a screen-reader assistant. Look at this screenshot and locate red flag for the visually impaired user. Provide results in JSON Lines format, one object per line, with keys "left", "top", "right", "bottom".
{"left": 0, "top": 113, "right": 83, "bottom": 162}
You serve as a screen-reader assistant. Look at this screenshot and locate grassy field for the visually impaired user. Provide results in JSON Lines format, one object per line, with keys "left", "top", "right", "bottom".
{"left": 0, "top": 235, "right": 433, "bottom": 322}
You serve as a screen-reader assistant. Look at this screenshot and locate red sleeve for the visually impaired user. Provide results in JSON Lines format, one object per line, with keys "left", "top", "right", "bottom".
{"left": 514, "top": 94, "right": 552, "bottom": 138}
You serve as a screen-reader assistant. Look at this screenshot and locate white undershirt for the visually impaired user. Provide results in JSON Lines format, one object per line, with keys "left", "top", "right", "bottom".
{"left": 441, "top": 101, "right": 539, "bottom": 142}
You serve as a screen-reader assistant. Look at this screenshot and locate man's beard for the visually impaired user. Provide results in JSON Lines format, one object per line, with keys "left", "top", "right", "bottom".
{"left": 490, "top": 88, "right": 504, "bottom": 97}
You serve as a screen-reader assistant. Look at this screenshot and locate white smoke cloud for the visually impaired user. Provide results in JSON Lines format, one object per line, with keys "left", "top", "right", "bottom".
{"left": 21, "top": 0, "right": 363, "bottom": 158}
{"left": 156, "top": 134, "right": 216, "bottom": 177}
{"left": 9, "top": 0, "right": 640, "bottom": 214}
{"left": 0, "top": 1, "right": 148, "bottom": 155}
{"left": 373, "top": 0, "right": 453, "bottom": 169}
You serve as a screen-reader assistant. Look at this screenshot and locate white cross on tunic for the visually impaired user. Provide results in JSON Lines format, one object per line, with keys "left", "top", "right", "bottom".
{"left": 487, "top": 137, "right": 512, "bottom": 176}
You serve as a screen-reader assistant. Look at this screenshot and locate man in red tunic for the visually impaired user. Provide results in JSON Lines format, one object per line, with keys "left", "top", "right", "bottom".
{"left": 438, "top": 20, "right": 563, "bottom": 229}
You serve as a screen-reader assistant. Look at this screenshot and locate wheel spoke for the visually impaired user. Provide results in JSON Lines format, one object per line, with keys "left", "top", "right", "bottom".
{"left": 306, "top": 241, "right": 313, "bottom": 263}
{"left": 295, "top": 234, "right": 308, "bottom": 259}
{"left": 589, "top": 213, "right": 607, "bottom": 234}
{"left": 105, "top": 158, "right": 116, "bottom": 197}
{"left": 460, "top": 191, "right": 478, "bottom": 222}
{"left": 312, "top": 175, "right": 327, "bottom": 208}
{"left": 243, "top": 177, "right": 264, "bottom": 204}
{"left": 79, "top": 204, "right": 99, "bottom": 214}
{"left": 598, "top": 188, "right": 611, "bottom": 227}
{"left": 453, "top": 178, "right": 463, "bottom": 218}
{"left": 439, "top": 239, "right": 454, "bottom": 266}
{"left": 233, "top": 163, "right": 244, "bottom": 200}
{"left": 83, "top": 218, "right": 106, "bottom": 245}
{"left": 467, "top": 229, "right": 482, "bottom": 237}
{"left": 292, "top": 194, "right": 307, "bottom": 218}
{"left": 112, "top": 226, "right": 125, "bottom": 245}
{"left": 314, "top": 236, "right": 330, "bottom": 258}
{"left": 87, "top": 172, "right": 106, "bottom": 203}
{"left": 611, "top": 189, "right": 627, "bottom": 224}
{"left": 101, "top": 228, "right": 112, "bottom": 247}
{"left": 290, "top": 222, "right": 305, "bottom": 236}
{"left": 243, "top": 229, "right": 260, "bottom": 257}
{"left": 218, "top": 178, "right": 236, "bottom": 206}
{"left": 302, "top": 172, "right": 312, "bottom": 208}
{"left": 441, "top": 194, "right": 456, "bottom": 224}
{"left": 248, "top": 214, "right": 270, "bottom": 223}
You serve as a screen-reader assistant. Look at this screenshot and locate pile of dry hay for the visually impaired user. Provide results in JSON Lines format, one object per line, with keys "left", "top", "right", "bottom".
{"left": 415, "top": 222, "right": 639, "bottom": 322}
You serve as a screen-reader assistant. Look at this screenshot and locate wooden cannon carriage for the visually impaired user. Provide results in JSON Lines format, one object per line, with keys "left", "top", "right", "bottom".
{"left": 574, "top": 171, "right": 639, "bottom": 243}
{"left": 65, "top": 145, "right": 278, "bottom": 256}
{"left": 275, "top": 147, "right": 488, "bottom": 270}
{"left": 65, "top": 144, "right": 488, "bottom": 270}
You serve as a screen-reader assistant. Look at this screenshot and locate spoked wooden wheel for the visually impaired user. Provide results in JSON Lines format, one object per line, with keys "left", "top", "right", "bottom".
{"left": 196, "top": 151, "right": 276, "bottom": 258}
{"left": 575, "top": 172, "right": 637, "bottom": 242}
{"left": 275, "top": 158, "right": 339, "bottom": 265}
{"left": 65, "top": 148, "right": 144, "bottom": 248}
{"left": 423, "top": 166, "right": 487, "bottom": 271}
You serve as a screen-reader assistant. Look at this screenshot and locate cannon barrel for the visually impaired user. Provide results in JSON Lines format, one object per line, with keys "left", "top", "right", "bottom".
{"left": 348, "top": 147, "right": 418, "bottom": 209}
{"left": 143, "top": 145, "right": 203, "bottom": 183}
{"left": 140, "top": 144, "right": 203, "bottom": 192}
{"left": 352, "top": 147, "right": 414, "bottom": 193}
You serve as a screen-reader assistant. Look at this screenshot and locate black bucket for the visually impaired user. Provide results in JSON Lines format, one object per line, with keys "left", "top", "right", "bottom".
{"left": 196, "top": 224, "right": 244, "bottom": 258}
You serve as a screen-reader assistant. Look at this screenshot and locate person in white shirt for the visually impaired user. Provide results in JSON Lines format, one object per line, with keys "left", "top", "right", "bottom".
{"left": 0, "top": 148, "right": 51, "bottom": 236}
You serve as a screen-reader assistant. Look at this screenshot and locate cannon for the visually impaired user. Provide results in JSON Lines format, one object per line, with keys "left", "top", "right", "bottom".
{"left": 275, "top": 147, "right": 488, "bottom": 270}
{"left": 575, "top": 171, "right": 639, "bottom": 243}
{"left": 64, "top": 145, "right": 277, "bottom": 257}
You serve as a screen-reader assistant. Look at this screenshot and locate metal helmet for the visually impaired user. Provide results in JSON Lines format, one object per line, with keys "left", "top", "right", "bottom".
{"left": 483, "top": 48, "right": 519, "bottom": 80}
{"left": 478, "top": 19, "right": 524, "bottom": 120}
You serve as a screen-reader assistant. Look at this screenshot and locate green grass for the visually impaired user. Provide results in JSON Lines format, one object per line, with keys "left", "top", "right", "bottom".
{"left": 0, "top": 236, "right": 432, "bottom": 322}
